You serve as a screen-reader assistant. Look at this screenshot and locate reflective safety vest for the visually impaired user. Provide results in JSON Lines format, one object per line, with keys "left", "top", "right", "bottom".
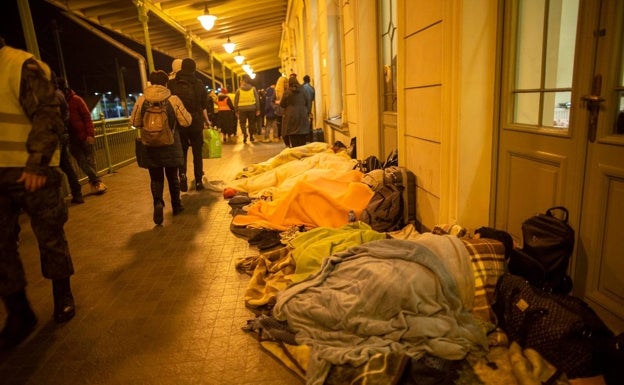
{"left": 217, "top": 97, "right": 231, "bottom": 111}
{"left": 237, "top": 88, "right": 256, "bottom": 107}
{"left": 0, "top": 46, "right": 60, "bottom": 167}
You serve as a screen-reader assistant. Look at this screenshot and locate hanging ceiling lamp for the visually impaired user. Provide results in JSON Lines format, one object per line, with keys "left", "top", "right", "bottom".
{"left": 197, "top": 3, "right": 217, "bottom": 31}
{"left": 223, "top": 36, "right": 236, "bottom": 54}
{"left": 234, "top": 51, "right": 245, "bottom": 64}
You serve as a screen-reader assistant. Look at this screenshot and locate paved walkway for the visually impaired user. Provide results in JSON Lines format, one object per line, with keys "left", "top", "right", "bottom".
{"left": 0, "top": 138, "right": 303, "bottom": 385}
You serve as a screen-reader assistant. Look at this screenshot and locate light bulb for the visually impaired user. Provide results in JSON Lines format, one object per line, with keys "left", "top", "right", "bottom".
{"left": 234, "top": 52, "right": 245, "bottom": 64}
{"left": 197, "top": 4, "right": 216, "bottom": 31}
{"left": 223, "top": 37, "right": 236, "bottom": 54}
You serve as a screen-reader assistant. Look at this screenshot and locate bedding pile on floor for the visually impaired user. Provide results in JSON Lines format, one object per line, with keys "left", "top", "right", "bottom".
{"left": 226, "top": 145, "right": 592, "bottom": 385}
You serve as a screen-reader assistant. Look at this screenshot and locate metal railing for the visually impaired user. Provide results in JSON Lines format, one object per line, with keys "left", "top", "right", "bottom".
{"left": 69, "top": 116, "right": 138, "bottom": 186}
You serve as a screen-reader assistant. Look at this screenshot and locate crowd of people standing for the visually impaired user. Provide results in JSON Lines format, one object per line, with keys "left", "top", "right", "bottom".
{"left": 0, "top": 36, "right": 319, "bottom": 349}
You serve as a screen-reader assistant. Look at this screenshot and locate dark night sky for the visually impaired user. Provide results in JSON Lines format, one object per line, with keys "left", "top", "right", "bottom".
{"left": 1, "top": 0, "right": 279, "bottom": 98}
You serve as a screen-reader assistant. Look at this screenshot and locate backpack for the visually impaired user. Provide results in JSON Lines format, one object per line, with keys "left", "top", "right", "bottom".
{"left": 171, "top": 78, "right": 198, "bottom": 113}
{"left": 140, "top": 99, "right": 175, "bottom": 147}
{"left": 493, "top": 274, "right": 614, "bottom": 380}
{"left": 508, "top": 206, "right": 575, "bottom": 293}
{"left": 360, "top": 167, "right": 405, "bottom": 232}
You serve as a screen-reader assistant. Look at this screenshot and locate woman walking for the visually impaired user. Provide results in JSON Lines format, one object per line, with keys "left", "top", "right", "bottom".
{"left": 131, "top": 70, "right": 192, "bottom": 225}
{"left": 279, "top": 77, "right": 311, "bottom": 148}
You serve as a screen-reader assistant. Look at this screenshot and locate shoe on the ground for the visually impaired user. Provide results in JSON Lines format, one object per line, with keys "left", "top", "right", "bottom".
{"left": 250, "top": 136, "right": 255, "bottom": 142}
{"left": 196, "top": 182, "right": 204, "bottom": 191}
{"left": 179, "top": 174, "right": 188, "bottom": 192}
{"left": 52, "top": 278, "right": 75, "bottom": 324}
{"left": 90, "top": 182, "right": 107, "bottom": 195}
{"left": 153, "top": 201, "right": 164, "bottom": 225}
{"left": 172, "top": 205, "right": 184, "bottom": 216}
{"left": 71, "top": 195, "right": 85, "bottom": 204}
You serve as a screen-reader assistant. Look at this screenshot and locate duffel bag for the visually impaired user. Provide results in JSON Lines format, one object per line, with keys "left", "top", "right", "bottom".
{"left": 493, "top": 274, "right": 613, "bottom": 379}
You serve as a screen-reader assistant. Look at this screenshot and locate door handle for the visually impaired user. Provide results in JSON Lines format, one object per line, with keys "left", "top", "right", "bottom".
{"left": 581, "top": 75, "right": 604, "bottom": 142}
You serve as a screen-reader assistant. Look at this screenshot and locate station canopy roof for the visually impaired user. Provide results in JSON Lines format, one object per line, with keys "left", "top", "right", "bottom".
{"left": 44, "top": 0, "right": 288, "bottom": 76}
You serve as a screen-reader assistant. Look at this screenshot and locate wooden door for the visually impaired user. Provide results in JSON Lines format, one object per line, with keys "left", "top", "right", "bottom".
{"left": 495, "top": 0, "right": 624, "bottom": 331}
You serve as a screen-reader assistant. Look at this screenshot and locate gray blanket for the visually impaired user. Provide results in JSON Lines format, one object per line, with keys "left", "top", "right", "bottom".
{"left": 273, "top": 236, "right": 488, "bottom": 385}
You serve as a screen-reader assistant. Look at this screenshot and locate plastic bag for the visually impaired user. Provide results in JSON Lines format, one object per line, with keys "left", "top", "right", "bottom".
{"left": 203, "top": 128, "right": 222, "bottom": 159}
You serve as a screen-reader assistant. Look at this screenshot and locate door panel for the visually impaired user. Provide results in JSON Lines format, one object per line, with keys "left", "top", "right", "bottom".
{"left": 503, "top": 149, "right": 568, "bottom": 239}
{"left": 496, "top": 0, "right": 624, "bottom": 332}
{"left": 578, "top": 0, "right": 624, "bottom": 331}
{"left": 496, "top": 0, "right": 584, "bottom": 247}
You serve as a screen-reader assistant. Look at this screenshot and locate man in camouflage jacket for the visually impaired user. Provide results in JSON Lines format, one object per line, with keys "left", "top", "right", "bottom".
{"left": 0, "top": 36, "right": 77, "bottom": 349}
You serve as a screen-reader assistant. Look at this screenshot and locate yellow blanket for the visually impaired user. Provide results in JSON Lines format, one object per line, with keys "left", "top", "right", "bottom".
{"left": 232, "top": 169, "right": 374, "bottom": 231}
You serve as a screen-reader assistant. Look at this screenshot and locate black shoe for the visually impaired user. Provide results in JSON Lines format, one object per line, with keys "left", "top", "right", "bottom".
{"left": 0, "top": 291, "right": 38, "bottom": 349}
{"left": 172, "top": 205, "right": 185, "bottom": 216}
{"left": 52, "top": 278, "right": 75, "bottom": 324}
{"left": 72, "top": 195, "right": 84, "bottom": 204}
{"left": 250, "top": 136, "right": 255, "bottom": 142}
{"left": 179, "top": 174, "right": 188, "bottom": 192}
{"left": 195, "top": 182, "right": 204, "bottom": 191}
{"left": 153, "top": 201, "right": 164, "bottom": 225}
{"left": 243, "top": 135, "right": 248, "bottom": 144}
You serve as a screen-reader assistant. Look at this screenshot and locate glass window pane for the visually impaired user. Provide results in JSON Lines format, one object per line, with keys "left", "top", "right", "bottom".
{"left": 381, "top": 0, "right": 397, "bottom": 112}
{"left": 615, "top": 93, "right": 624, "bottom": 134}
{"left": 544, "top": 0, "right": 579, "bottom": 88}
{"left": 516, "top": 0, "right": 545, "bottom": 89}
{"left": 615, "top": 14, "right": 624, "bottom": 135}
{"left": 543, "top": 91, "right": 571, "bottom": 128}
{"left": 514, "top": 93, "right": 540, "bottom": 125}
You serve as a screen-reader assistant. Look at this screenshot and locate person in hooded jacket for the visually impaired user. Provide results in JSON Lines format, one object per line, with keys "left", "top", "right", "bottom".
{"left": 57, "top": 78, "right": 108, "bottom": 195}
{"left": 131, "top": 70, "right": 192, "bottom": 225}
{"left": 167, "top": 58, "right": 211, "bottom": 191}
{"left": 280, "top": 76, "right": 311, "bottom": 148}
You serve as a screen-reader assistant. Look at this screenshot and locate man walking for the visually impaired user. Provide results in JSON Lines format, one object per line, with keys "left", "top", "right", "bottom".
{"left": 234, "top": 74, "right": 260, "bottom": 144}
{"left": 168, "top": 58, "right": 211, "bottom": 191}
{"left": 57, "top": 78, "right": 107, "bottom": 195}
{"left": 0, "top": 37, "right": 77, "bottom": 349}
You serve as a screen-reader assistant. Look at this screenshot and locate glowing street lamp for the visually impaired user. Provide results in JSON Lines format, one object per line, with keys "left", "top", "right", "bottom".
{"left": 234, "top": 51, "right": 245, "bottom": 64}
{"left": 223, "top": 37, "right": 236, "bottom": 54}
{"left": 197, "top": 3, "right": 217, "bottom": 31}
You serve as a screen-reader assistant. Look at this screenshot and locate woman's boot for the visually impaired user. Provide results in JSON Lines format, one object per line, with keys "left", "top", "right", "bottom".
{"left": 169, "top": 176, "right": 184, "bottom": 216}
{"left": 151, "top": 179, "right": 165, "bottom": 225}
{"left": 1, "top": 290, "right": 37, "bottom": 349}
{"left": 52, "top": 277, "right": 75, "bottom": 323}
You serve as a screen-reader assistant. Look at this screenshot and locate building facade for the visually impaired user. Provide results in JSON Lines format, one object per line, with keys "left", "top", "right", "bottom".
{"left": 279, "top": 0, "right": 624, "bottom": 332}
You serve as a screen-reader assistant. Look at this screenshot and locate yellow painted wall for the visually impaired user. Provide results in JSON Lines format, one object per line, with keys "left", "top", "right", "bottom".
{"left": 284, "top": 0, "right": 499, "bottom": 231}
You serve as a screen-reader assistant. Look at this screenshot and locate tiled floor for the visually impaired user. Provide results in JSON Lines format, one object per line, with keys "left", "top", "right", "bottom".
{"left": 0, "top": 138, "right": 304, "bottom": 385}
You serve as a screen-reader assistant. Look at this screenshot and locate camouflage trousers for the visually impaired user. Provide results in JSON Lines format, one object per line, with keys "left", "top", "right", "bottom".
{"left": 0, "top": 167, "right": 74, "bottom": 296}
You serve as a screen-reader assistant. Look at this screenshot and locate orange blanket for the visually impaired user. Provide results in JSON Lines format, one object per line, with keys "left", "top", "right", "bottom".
{"left": 232, "top": 170, "right": 374, "bottom": 231}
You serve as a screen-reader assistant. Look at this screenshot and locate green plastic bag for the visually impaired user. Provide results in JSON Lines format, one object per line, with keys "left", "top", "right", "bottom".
{"left": 203, "top": 128, "right": 222, "bottom": 159}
